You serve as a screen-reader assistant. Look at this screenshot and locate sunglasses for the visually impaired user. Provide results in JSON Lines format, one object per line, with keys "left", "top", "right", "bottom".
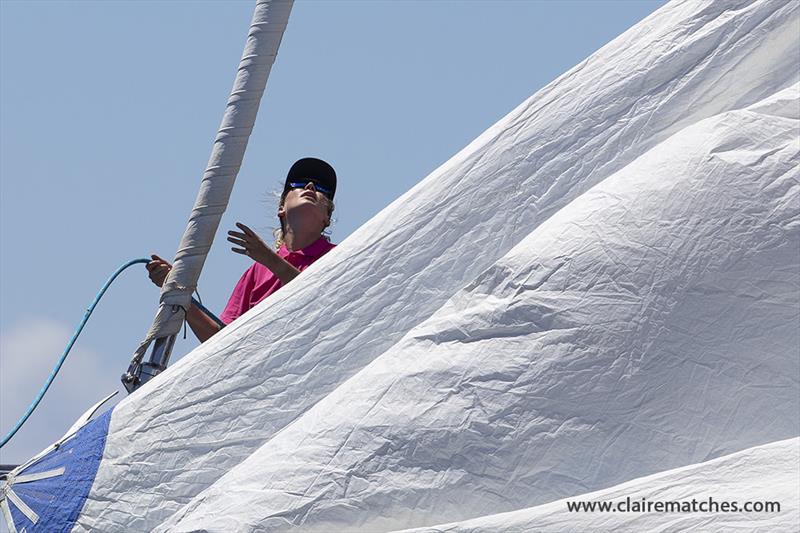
{"left": 288, "top": 180, "right": 333, "bottom": 198}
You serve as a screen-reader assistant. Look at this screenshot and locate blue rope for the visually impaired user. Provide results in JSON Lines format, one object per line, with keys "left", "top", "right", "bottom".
{"left": 0, "top": 257, "right": 223, "bottom": 448}
{"left": 191, "top": 296, "right": 226, "bottom": 329}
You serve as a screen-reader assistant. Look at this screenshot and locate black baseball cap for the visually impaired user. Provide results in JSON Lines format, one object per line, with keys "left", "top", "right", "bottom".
{"left": 284, "top": 157, "right": 337, "bottom": 200}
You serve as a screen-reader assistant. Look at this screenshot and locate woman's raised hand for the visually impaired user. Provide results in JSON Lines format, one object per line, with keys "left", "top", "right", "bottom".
{"left": 227, "top": 222, "right": 277, "bottom": 266}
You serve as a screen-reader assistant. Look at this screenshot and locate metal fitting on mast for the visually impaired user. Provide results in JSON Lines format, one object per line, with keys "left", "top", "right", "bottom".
{"left": 121, "top": 334, "right": 177, "bottom": 393}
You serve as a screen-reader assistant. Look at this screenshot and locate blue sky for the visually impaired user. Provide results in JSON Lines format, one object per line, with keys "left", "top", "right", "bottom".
{"left": 0, "top": 0, "right": 665, "bottom": 466}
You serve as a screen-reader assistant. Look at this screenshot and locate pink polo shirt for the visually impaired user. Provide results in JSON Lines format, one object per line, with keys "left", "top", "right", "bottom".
{"left": 220, "top": 236, "right": 336, "bottom": 325}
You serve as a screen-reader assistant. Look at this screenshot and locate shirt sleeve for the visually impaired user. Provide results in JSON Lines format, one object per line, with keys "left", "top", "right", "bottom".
{"left": 220, "top": 265, "right": 256, "bottom": 325}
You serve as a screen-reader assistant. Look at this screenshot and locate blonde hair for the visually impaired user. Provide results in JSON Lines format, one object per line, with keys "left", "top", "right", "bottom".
{"left": 272, "top": 189, "right": 335, "bottom": 249}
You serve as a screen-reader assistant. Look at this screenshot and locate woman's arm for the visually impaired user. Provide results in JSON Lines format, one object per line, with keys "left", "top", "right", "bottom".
{"left": 186, "top": 304, "right": 222, "bottom": 343}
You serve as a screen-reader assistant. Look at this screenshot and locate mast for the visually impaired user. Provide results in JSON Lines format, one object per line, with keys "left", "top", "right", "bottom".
{"left": 122, "top": 0, "right": 294, "bottom": 392}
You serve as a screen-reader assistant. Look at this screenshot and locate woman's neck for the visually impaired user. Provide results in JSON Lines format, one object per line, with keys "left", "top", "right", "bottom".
{"left": 282, "top": 224, "right": 323, "bottom": 252}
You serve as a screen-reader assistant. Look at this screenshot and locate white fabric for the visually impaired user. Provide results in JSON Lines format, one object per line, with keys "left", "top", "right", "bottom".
{"left": 0, "top": 500, "right": 17, "bottom": 533}
{"left": 73, "top": 0, "right": 799, "bottom": 530}
{"left": 156, "top": 82, "right": 800, "bottom": 532}
{"left": 397, "top": 438, "right": 800, "bottom": 533}
{"left": 132, "top": 0, "right": 293, "bottom": 362}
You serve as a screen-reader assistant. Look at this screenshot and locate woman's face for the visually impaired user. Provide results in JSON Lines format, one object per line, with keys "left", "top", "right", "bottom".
{"left": 279, "top": 182, "right": 331, "bottom": 229}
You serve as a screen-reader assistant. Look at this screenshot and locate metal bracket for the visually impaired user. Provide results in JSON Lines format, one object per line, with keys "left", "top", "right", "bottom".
{"left": 121, "top": 334, "right": 177, "bottom": 393}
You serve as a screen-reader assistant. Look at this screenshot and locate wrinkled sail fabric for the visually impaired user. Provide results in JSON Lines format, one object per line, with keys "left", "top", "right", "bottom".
{"left": 157, "top": 83, "right": 800, "bottom": 532}
{"left": 397, "top": 438, "right": 800, "bottom": 533}
{"left": 132, "top": 0, "right": 293, "bottom": 362}
{"left": 9, "top": 0, "right": 792, "bottom": 530}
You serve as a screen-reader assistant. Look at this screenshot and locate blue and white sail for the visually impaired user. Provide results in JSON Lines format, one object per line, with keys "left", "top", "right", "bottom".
{"left": 2, "top": 0, "right": 798, "bottom": 531}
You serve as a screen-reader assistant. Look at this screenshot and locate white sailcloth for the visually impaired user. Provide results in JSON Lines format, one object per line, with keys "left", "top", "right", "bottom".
{"left": 71, "top": 0, "right": 798, "bottom": 530}
{"left": 398, "top": 438, "right": 800, "bottom": 533}
{"left": 157, "top": 81, "right": 800, "bottom": 532}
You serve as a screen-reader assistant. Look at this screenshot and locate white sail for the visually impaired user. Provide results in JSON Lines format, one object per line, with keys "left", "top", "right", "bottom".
{"left": 155, "top": 81, "right": 800, "bottom": 532}
{"left": 398, "top": 438, "right": 800, "bottom": 533}
{"left": 79, "top": 0, "right": 798, "bottom": 530}
{"left": 2, "top": 0, "right": 796, "bottom": 531}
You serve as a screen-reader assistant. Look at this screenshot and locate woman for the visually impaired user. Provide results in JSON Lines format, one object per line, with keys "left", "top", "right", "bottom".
{"left": 147, "top": 157, "right": 337, "bottom": 342}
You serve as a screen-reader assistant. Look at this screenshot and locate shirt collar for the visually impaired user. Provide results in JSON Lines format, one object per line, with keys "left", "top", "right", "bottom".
{"left": 278, "top": 236, "right": 331, "bottom": 258}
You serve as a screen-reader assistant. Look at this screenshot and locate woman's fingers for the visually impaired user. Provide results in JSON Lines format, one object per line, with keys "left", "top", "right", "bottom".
{"left": 227, "top": 236, "right": 248, "bottom": 248}
{"left": 149, "top": 254, "right": 171, "bottom": 266}
{"left": 146, "top": 260, "right": 170, "bottom": 272}
{"left": 230, "top": 224, "right": 268, "bottom": 259}
{"left": 235, "top": 222, "right": 255, "bottom": 237}
{"left": 147, "top": 265, "right": 170, "bottom": 287}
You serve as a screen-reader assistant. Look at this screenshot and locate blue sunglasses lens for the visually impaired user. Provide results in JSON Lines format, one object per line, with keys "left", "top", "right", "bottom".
{"left": 289, "top": 181, "right": 331, "bottom": 196}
